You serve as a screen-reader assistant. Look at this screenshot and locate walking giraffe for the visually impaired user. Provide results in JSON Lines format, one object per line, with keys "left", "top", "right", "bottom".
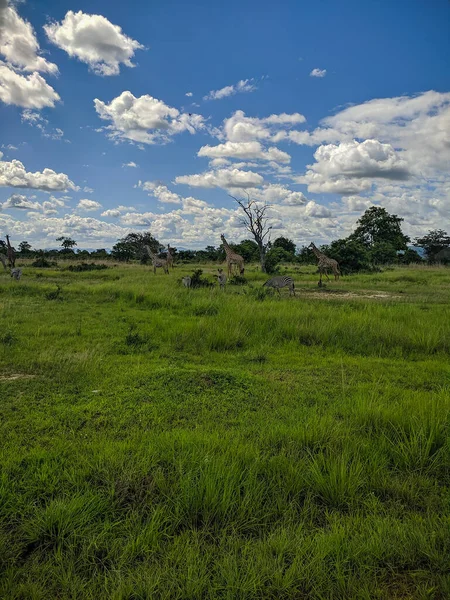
{"left": 144, "top": 245, "right": 169, "bottom": 274}
{"left": 6, "top": 235, "right": 15, "bottom": 268}
{"left": 166, "top": 244, "right": 174, "bottom": 269}
{"left": 220, "top": 234, "right": 244, "bottom": 277}
{"left": 309, "top": 242, "right": 340, "bottom": 285}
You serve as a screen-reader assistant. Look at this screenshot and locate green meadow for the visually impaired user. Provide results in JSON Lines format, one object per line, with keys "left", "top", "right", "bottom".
{"left": 1, "top": 263, "right": 449, "bottom": 599}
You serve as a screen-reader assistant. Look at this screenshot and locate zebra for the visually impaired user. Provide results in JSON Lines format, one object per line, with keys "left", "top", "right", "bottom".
{"left": 144, "top": 245, "right": 169, "bottom": 274}
{"left": 0, "top": 254, "right": 7, "bottom": 271}
{"left": 182, "top": 276, "right": 192, "bottom": 288}
{"left": 263, "top": 275, "right": 295, "bottom": 296}
{"left": 216, "top": 268, "right": 227, "bottom": 289}
{"left": 11, "top": 268, "right": 22, "bottom": 281}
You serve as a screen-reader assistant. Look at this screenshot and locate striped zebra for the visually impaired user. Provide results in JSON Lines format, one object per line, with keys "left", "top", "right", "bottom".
{"left": 263, "top": 275, "right": 295, "bottom": 296}
{"left": 11, "top": 268, "right": 22, "bottom": 281}
{"left": 182, "top": 276, "right": 192, "bottom": 288}
{"left": 216, "top": 268, "right": 227, "bottom": 289}
{"left": 144, "top": 245, "right": 169, "bottom": 274}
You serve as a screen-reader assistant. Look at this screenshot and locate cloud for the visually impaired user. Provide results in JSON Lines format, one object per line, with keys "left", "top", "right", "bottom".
{"left": 203, "top": 79, "right": 257, "bottom": 101}
{"left": 252, "top": 184, "right": 308, "bottom": 206}
{"left": 175, "top": 168, "right": 264, "bottom": 189}
{"left": 94, "top": 91, "right": 205, "bottom": 144}
{"left": 289, "top": 91, "right": 450, "bottom": 172}
{"left": 0, "top": 3, "right": 58, "bottom": 73}
{"left": 310, "top": 68, "right": 326, "bottom": 78}
{"left": 304, "top": 200, "right": 333, "bottom": 218}
{"left": 185, "top": 92, "right": 193, "bottom": 97}
{"left": 0, "top": 193, "right": 41, "bottom": 211}
{"left": 198, "top": 141, "right": 291, "bottom": 164}
{"left": 77, "top": 199, "right": 102, "bottom": 212}
{"left": 122, "top": 161, "right": 138, "bottom": 168}
{"left": 222, "top": 110, "right": 306, "bottom": 143}
{"left": 0, "top": 156, "right": 77, "bottom": 191}
{"left": 44, "top": 10, "right": 144, "bottom": 76}
{"left": 0, "top": 63, "right": 60, "bottom": 108}
{"left": 138, "top": 181, "right": 182, "bottom": 204}
{"left": 296, "top": 139, "right": 411, "bottom": 194}
{"left": 101, "top": 204, "right": 137, "bottom": 218}
{"left": 21, "top": 109, "right": 64, "bottom": 139}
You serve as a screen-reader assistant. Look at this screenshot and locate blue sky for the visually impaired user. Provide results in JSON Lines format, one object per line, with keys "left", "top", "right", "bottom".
{"left": 0, "top": 0, "right": 449, "bottom": 248}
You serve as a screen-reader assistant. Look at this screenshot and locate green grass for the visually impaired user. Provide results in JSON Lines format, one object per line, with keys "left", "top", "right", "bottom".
{"left": 1, "top": 263, "right": 449, "bottom": 599}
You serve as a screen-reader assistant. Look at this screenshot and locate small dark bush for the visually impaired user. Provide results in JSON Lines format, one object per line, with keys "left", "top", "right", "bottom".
{"left": 1, "top": 331, "right": 17, "bottom": 346}
{"left": 45, "top": 285, "right": 63, "bottom": 301}
{"left": 228, "top": 274, "right": 248, "bottom": 286}
{"left": 32, "top": 257, "right": 57, "bottom": 268}
{"left": 190, "top": 269, "right": 213, "bottom": 288}
{"left": 66, "top": 263, "right": 108, "bottom": 272}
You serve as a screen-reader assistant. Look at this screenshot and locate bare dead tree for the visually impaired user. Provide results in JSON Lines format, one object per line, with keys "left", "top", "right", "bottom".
{"left": 230, "top": 193, "right": 272, "bottom": 272}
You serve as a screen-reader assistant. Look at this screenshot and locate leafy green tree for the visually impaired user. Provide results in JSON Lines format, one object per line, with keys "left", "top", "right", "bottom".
{"left": 322, "top": 239, "right": 371, "bottom": 274}
{"left": 18, "top": 241, "right": 32, "bottom": 255}
{"left": 90, "top": 249, "right": 110, "bottom": 259}
{"left": 234, "top": 239, "right": 259, "bottom": 262}
{"left": 273, "top": 237, "right": 296, "bottom": 255}
{"left": 297, "top": 245, "right": 315, "bottom": 264}
{"left": 369, "top": 241, "right": 398, "bottom": 265}
{"left": 56, "top": 236, "right": 77, "bottom": 252}
{"left": 350, "top": 207, "right": 410, "bottom": 251}
{"left": 111, "top": 241, "right": 135, "bottom": 262}
{"left": 112, "top": 231, "right": 160, "bottom": 262}
{"left": 0, "top": 240, "right": 6, "bottom": 253}
{"left": 398, "top": 248, "right": 423, "bottom": 264}
{"left": 413, "top": 229, "right": 450, "bottom": 262}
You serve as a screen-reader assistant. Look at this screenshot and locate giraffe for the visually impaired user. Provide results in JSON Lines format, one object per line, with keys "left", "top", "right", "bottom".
{"left": 144, "top": 245, "right": 169, "bottom": 274}
{"left": 166, "top": 244, "right": 174, "bottom": 269}
{"left": 6, "top": 235, "right": 15, "bottom": 268}
{"left": 309, "top": 242, "right": 340, "bottom": 285}
{"left": 220, "top": 234, "right": 244, "bottom": 277}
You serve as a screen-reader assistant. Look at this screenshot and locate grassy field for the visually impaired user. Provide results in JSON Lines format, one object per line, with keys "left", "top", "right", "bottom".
{"left": 1, "top": 262, "right": 449, "bottom": 599}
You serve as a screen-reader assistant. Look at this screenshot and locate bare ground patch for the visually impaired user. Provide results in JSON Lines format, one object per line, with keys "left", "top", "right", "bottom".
{"left": 0, "top": 373, "right": 36, "bottom": 381}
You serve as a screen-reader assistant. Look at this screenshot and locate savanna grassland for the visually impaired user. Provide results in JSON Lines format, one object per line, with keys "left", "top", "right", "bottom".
{"left": 0, "top": 262, "right": 449, "bottom": 599}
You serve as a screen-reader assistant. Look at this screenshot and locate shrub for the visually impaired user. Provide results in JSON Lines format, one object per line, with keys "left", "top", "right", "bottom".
{"left": 228, "top": 274, "right": 248, "bottom": 286}
{"left": 32, "top": 257, "right": 57, "bottom": 268}
{"left": 66, "top": 263, "right": 109, "bottom": 272}
{"left": 190, "top": 269, "right": 213, "bottom": 288}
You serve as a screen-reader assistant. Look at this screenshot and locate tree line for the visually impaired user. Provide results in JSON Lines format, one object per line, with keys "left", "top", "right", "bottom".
{"left": 2, "top": 207, "right": 450, "bottom": 272}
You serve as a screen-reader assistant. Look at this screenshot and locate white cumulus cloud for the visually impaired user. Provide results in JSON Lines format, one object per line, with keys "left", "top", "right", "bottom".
{"left": 94, "top": 91, "right": 205, "bottom": 145}
{"left": 0, "top": 156, "right": 77, "bottom": 191}
{"left": 0, "top": 3, "right": 58, "bottom": 73}
{"left": 203, "top": 79, "right": 257, "bottom": 101}
{"left": 77, "top": 199, "right": 102, "bottom": 212}
{"left": 198, "top": 141, "right": 291, "bottom": 164}
{"left": 44, "top": 10, "right": 144, "bottom": 76}
{"left": 310, "top": 68, "right": 326, "bottom": 78}
{"left": 138, "top": 181, "right": 182, "bottom": 204}
{"left": 175, "top": 168, "right": 264, "bottom": 190}
{"left": 0, "top": 63, "right": 60, "bottom": 108}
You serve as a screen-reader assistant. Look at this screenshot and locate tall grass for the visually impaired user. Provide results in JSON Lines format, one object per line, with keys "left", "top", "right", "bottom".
{"left": 0, "top": 263, "right": 449, "bottom": 598}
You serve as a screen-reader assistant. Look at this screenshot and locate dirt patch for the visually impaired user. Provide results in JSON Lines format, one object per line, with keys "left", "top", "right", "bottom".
{"left": 300, "top": 290, "right": 402, "bottom": 301}
{"left": 0, "top": 374, "right": 36, "bottom": 381}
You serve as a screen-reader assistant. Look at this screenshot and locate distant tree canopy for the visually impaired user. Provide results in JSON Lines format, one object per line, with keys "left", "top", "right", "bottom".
{"left": 273, "top": 237, "right": 296, "bottom": 255}
{"left": 18, "top": 241, "right": 32, "bottom": 255}
{"left": 414, "top": 230, "right": 450, "bottom": 262}
{"left": 56, "top": 236, "right": 77, "bottom": 251}
{"left": 111, "top": 231, "right": 160, "bottom": 262}
{"left": 349, "top": 207, "right": 410, "bottom": 251}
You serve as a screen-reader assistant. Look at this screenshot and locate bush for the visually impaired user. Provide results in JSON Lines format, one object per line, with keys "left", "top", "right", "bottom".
{"left": 65, "top": 263, "right": 109, "bottom": 272}
{"left": 228, "top": 275, "right": 248, "bottom": 286}
{"left": 32, "top": 257, "right": 57, "bottom": 268}
{"left": 190, "top": 269, "right": 213, "bottom": 288}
